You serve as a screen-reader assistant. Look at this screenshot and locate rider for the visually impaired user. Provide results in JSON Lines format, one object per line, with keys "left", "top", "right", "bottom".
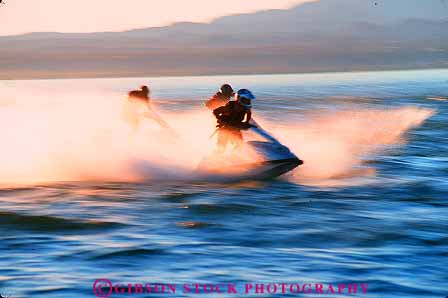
{"left": 128, "top": 85, "right": 150, "bottom": 103}
{"left": 213, "top": 89, "right": 255, "bottom": 152}
{"left": 122, "top": 85, "right": 151, "bottom": 132}
{"left": 205, "top": 84, "right": 234, "bottom": 110}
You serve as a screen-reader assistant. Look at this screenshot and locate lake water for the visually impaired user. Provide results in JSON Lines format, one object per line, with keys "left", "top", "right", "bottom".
{"left": 0, "top": 69, "right": 447, "bottom": 298}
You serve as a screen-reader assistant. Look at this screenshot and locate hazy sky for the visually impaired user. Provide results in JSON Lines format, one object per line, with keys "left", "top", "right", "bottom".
{"left": 0, "top": 0, "right": 314, "bottom": 36}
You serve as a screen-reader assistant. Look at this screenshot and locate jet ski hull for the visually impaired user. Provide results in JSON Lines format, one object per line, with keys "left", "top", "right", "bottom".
{"left": 252, "top": 158, "right": 303, "bottom": 180}
{"left": 197, "top": 156, "right": 303, "bottom": 181}
{"left": 198, "top": 121, "right": 303, "bottom": 180}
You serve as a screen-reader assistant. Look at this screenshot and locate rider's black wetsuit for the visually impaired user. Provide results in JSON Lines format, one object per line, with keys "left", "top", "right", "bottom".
{"left": 213, "top": 101, "right": 252, "bottom": 151}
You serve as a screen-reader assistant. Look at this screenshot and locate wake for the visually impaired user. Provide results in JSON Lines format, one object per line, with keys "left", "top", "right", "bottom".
{"left": 0, "top": 87, "right": 433, "bottom": 186}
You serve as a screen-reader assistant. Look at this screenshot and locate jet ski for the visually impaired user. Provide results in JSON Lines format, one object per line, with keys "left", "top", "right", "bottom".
{"left": 197, "top": 121, "right": 303, "bottom": 180}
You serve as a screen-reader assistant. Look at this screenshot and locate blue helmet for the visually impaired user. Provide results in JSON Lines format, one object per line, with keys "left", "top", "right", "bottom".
{"left": 236, "top": 89, "right": 255, "bottom": 108}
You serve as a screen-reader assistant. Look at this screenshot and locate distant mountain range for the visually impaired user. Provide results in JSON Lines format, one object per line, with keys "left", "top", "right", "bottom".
{"left": 1, "top": 0, "right": 447, "bottom": 79}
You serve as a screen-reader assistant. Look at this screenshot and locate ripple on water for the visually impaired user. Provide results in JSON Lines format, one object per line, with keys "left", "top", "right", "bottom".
{"left": 0, "top": 211, "right": 123, "bottom": 232}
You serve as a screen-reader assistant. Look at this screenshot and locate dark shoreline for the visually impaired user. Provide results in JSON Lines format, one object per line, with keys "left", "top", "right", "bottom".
{"left": 1, "top": 65, "right": 447, "bottom": 81}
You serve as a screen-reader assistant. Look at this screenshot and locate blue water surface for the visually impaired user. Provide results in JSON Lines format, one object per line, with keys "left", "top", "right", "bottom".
{"left": 0, "top": 69, "right": 447, "bottom": 298}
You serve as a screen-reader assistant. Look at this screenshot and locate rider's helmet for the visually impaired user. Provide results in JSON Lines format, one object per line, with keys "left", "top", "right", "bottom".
{"left": 219, "top": 84, "right": 234, "bottom": 97}
{"left": 236, "top": 89, "right": 255, "bottom": 108}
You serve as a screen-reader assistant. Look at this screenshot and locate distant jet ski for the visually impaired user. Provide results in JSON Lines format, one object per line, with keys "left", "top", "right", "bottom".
{"left": 198, "top": 121, "right": 303, "bottom": 180}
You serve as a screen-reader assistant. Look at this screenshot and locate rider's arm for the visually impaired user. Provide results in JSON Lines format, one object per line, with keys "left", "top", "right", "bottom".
{"left": 205, "top": 94, "right": 216, "bottom": 109}
{"left": 213, "top": 105, "right": 227, "bottom": 118}
{"left": 245, "top": 109, "right": 252, "bottom": 123}
{"left": 137, "top": 97, "right": 151, "bottom": 110}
